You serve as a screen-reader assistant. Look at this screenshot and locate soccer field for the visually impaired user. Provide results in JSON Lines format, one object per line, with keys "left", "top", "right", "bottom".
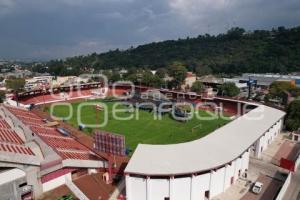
{"left": 48, "top": 100, "right": 230, "bottom": 150}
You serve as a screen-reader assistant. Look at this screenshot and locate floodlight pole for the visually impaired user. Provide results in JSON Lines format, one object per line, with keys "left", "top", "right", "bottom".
{"left": 42, "top": 85, "right": 46, "bottom": 107}
{"left": 108, "top": 152, "right": 113, "bottom": 184}
{"left": 107, "top": 133, "right": 113, "bottom": 184}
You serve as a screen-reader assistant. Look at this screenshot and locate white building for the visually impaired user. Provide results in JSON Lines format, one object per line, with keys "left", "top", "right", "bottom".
{"left": 182, "top": 72, "right": 197, "bottom": 90}
{"left": 125, "top": 104, "right": 285, "bottom": 200}
{"left": 239, "top": 73, "right": 300, "bottom": 87}
{"left": 223, "top": 78, "right": 248, "bottom": 89}
{"left": 25, "top": 76, "right": 54, "bottom": 90}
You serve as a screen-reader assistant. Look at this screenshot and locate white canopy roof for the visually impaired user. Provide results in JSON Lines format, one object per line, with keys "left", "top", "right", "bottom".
{"left": 125, "top": 105, "right": 285, "bottom": 175}
{"left": 0, "top": 168, "right": 26, "bottom": 185}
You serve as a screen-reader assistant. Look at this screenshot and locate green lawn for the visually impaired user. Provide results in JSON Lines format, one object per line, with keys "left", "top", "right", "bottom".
{"left": 47, "top": 100, "right": 230, "bottom": 150}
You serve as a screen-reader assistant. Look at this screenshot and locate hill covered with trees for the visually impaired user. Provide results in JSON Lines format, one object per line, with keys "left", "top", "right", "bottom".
{"left": 40, "top": 26, "right": 300, "bottom": 76}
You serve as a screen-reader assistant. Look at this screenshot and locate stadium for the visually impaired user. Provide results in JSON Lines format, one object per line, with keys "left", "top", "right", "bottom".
{"left": 124, "top": 104, "right": 284, "bottom": 200}
{"left": 0, "top": 83, "right": 285, "bottom": 200}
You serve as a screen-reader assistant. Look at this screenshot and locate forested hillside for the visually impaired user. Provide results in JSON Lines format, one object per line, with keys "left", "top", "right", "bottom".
{"left": 39, "top": 26, "right": 300, "bottom": 76}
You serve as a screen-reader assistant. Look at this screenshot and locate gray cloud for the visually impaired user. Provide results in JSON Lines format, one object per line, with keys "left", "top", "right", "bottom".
{"left": 0, "top": 0, "right": 299, "bottom": 60}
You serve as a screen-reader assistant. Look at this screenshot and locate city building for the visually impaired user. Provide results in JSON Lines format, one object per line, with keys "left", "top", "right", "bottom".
{"left": 199, "top": 75, "right": 247, "bottom": 90}
{"left": 239, "top": 73, "right": 300, "bottom": 88}
{"left": 25, "top": 76, "right": 54, "bottom": 90}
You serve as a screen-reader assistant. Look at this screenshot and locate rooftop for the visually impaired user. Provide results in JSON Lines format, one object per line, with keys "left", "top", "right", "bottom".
{"left": 125, "top": 105, "right": 285, "bottom": 175}
{"left": 0, "top": 168, "right": 26, "bottom": 186}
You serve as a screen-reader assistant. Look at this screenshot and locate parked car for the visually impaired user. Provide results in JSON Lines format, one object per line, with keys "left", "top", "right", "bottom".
{"left": 252, "top": 182, "right": 263, "bottom": 194}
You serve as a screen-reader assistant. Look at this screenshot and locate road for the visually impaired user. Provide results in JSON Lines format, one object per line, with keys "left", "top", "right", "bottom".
{"left": 249, "top": 157, "right": 288, "bottom": 181}
{"left": 241, "top": 174, "right": 283, "bottom": 200}
{"left": 250, "top": 157, "right": 300, "bottom": 200}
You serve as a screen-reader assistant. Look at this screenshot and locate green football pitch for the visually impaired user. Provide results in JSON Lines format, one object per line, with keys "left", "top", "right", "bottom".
{"left": 47, "top": 100, "right": 230, "bottom": 151}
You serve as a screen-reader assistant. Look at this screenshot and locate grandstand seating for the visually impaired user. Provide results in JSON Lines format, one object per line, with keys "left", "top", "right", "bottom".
{"left": 58, "top": 150, "right": 99, "bottom": 160}
{"left": 0, "top": 113, "right": 36, "bottom": 158}
{"left": 19, "top": 89, "right": 94, "bottom": 105}
{"left": 7, "top": 107, "right": 40, "bottom": 118}
{"left": 0, "top": 143, "right": 34, "bottom": 155}
{"left": 30, "top": 126, "right": 63, "bottom": 137}
{"left": 18, "top": 88, "right": 130, "bottom": 105}
{"left": 0, "top": 129, "right": 23, "bottom": 144}
{"left": 5, "top": 106, "right": 101, "bottom": 161}
{"left": 0, "top": 118, "right": 11, "bottom": 129}
{"left": 19, "top": 116, "right": 43, "bottom": 124}
{"left": 42, "top": 136, "right": 89, "bottom": 151}
{"left": 107, "top": 88, "right": 129, "bottom": 96}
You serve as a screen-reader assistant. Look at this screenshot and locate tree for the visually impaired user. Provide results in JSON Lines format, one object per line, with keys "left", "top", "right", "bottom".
{"left": 168, "top": 62, "right": 187, "bottom": 89}
{"left": 227, "top": 27, "right": 246, "bottom": 39}
{"left": 191, "top": 81, "right": 204, "bottom": 93}
{"left": 131, "top": 70, "right": 163, "bottom": 87}
{"left": 269, "top": 81, "right": 295, "bottom": 96}
{"left": 31, "top": 64, "right": 48, "bottom": 73}
{"left": 156, "top": 68, "right": 167, "bottom": 79}
{"left": 110, "top": 72, "right": 121, "bottom": 82}
{"left": 219, "top": 83, "right": 240, "bottom": 97}
{"left": 104, "top": 70, "right": 121, "bottom": 83}
{"left": 43, "top": 26, "right": 300, "bottom": 76}
{"left": 5, "top": 78, "right": 25, "bottom": 104}
{"left": 288, "top": 87, "right": 300, "bottom": 98}
{"left": 141, "top": 70, "right": 154, "bottom": 86}
{"left": 149, "top": 74, "right": 163, "bottom": 88}
{"left": 195, "top": 65, "right": 212, "bottom": 77}
{"left": 286, "top": 100, "right": 300, "bottom": 131}
{"left": 5, "top": 78, "right": 25, "bottom": 92}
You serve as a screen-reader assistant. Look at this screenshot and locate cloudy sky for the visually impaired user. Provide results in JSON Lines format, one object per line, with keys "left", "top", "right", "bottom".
{"left": 0, "top": 0, "right": 300, "bottom": 60}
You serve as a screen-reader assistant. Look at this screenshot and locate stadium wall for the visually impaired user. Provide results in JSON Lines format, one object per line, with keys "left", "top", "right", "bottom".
{"left": 125, "top": 117, "right": 283, "bottom": 200}
{"left": 42, "top": 172, "right": 72, "bottom": 193}
{"left": 126, "top": 149, "right": 250, "bottom": 200}
{"left": 254, "top": 119, "right": 283, "bottom": 158}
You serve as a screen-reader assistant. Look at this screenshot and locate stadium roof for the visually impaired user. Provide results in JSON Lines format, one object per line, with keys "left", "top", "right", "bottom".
{"left": 125, "top": 105, "right": 285, "bottom": 176}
